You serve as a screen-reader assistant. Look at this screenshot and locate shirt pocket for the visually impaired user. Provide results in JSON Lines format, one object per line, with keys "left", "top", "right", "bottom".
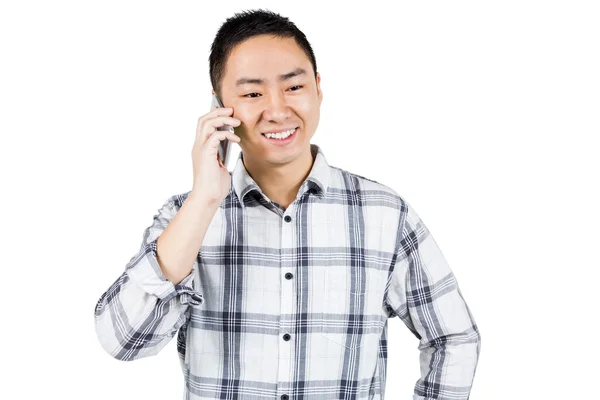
{"left": 319, "top": 264, "right": 382, "bottom": 350}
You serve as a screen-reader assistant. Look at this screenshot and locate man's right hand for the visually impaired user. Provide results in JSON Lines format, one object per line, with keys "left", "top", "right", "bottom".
{"left": 191, "top": 105, "right": 241, "bottom": 204}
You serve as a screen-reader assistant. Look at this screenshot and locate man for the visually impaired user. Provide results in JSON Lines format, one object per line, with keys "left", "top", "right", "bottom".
{"left": 94, "top": 8, "right": 481, "bottom": 400}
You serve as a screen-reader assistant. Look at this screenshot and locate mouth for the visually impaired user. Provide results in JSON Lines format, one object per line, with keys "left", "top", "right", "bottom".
{"left": 261, "top": 127, "right": 298, "bottom": 145}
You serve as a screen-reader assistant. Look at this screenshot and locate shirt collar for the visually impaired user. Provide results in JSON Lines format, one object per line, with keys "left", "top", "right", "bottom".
{"left": 231, "top": 143, "right": 331, "bottom": 208}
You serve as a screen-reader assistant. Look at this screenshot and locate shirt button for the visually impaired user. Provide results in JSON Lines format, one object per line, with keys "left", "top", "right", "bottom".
{"left": 283, "top": 333, "right": 291, "bottom": 341}
{"left": 281, "top": 395, "right": 289, "bottom": 400}
{"left": 284, "top": 215, "right": 292, "bottom": 222}
{"left": 285, "top": 272, "right": 293, "bottom": 280}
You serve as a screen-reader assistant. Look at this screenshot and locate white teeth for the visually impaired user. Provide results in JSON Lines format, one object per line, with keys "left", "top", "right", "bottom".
{"left": 264, "top": 128, "right": 295, "bottom": 139}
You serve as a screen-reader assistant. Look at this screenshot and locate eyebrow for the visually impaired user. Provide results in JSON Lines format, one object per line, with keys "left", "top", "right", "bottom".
{"left": 235, "top": 67, "right": 307, "bottom": 86}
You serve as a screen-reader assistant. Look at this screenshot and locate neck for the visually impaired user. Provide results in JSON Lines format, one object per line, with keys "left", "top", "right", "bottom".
{"left": 243, "top": 146, "right": 314, "bottom": 210}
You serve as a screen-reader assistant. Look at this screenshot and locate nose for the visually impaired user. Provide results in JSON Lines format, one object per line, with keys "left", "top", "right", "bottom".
{"left": 263, "top": 91, "right": 292, "bottom": 122}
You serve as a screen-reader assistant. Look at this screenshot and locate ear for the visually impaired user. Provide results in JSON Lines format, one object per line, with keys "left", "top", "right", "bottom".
{"left": 316, "top": 72, "right": 323, "bottom": 105}
{"left": 212, "top": 89, "right": 215, "bottom": 95}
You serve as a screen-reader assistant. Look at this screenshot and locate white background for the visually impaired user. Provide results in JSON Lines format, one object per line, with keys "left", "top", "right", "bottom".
{"left": 1, "top": 1, "right": 598, "bottom": 399}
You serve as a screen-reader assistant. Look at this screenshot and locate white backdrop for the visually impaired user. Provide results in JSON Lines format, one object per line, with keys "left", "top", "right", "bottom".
{"left": 1, "top": 1, "right": 598, "bottom": 399}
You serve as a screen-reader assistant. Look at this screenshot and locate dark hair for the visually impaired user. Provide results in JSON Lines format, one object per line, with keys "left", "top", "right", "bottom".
{"left": 209, "top": 9, "right": 318, "bottom": 100}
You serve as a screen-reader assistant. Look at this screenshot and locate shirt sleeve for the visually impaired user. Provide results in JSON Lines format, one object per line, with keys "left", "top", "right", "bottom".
{"left": 384, "top": 198, "right": 481, "bottom": 400}
{"left": 94, "top": 194, "right": 204, "bottom": 361}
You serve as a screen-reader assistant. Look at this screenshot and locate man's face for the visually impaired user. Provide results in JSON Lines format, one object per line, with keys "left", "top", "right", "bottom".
{"left": 218, "top": 34, "right": 322, "bottom": 168}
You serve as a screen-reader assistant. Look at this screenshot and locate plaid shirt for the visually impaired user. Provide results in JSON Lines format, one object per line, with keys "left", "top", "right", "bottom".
{"left": 95, "top": 144, "right": 481, "bottom": 400}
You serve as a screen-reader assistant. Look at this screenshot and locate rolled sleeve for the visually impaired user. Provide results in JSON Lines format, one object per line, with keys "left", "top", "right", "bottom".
{"left": 94, "top": 194, "right": 203, "bottom": 361}
{"left": 125, "top": 237, "right": 203, "bottom": 306}
{"left": 385, "top": 198, "right": 481, "bottom": 400}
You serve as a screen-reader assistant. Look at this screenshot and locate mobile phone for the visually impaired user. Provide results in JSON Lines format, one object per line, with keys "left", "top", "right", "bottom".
{"left": 211, "top": 93, "right": 234, "bottom": 168}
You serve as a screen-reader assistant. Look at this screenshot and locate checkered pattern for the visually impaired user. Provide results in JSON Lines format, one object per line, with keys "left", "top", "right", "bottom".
{"left": 94, "top": 144, "right": 481, "bottom": 399}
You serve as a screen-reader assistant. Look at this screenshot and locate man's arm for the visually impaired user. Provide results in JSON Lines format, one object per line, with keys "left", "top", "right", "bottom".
{"left": 94, "top": 193, "right": 216, "bottom": 361}
{"left": 384, "top": 198, "right": 481, "bottom": 400}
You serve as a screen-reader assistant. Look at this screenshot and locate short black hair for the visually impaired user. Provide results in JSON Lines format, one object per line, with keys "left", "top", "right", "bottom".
{"left": 209, "top": 8, "right": 318, "bottom": 100}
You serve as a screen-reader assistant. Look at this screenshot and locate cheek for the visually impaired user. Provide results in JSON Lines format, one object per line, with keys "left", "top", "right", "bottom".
{"left": 300, "top": 102, "right": 320, "bottom": 125}
{"left": 292, "top": 100, "right": 313, "bottom": 119}
{"left": 231, "top": 110, "right": 253, "bottom": 131}
{"left": 234, "top": 117, "right": 260, "bottom": 141}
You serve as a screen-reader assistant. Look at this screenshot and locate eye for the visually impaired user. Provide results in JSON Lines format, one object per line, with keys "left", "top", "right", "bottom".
{"left": 243, "top": 86, "right": 302, "bottom": 98}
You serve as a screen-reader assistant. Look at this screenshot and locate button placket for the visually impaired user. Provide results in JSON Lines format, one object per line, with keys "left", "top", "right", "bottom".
{"left": 277, "top": 207, "right": 295, "bottom": 390}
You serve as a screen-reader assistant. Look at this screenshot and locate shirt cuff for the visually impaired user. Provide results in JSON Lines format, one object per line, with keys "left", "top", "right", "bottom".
{"left": 125, "top": 238, "right": 204, "bottom": 306}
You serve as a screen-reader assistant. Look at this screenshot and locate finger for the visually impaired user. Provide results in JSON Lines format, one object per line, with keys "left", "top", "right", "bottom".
{"left": 208, "top": 116, "right": 241, "bottom": 130}
{"left": 197, "top": 107, "right": 234, "bottom": 131}
{"left": 198, "top": 116, "right": 240, "bottom": 136}
{"left": 206, "top": 133, "right": 228, "bottom": 150}
{"left": 198, "top": 117, "right": 241, "bottom": 142}
{"left": 201, "top": 126, "right": 236, "bottom": 144}
{"left": 201, "top": 107, "right": 234, "bottom": 122}
{"left": 207, "top": 132, "right": 239, "bottom": 149}
{"left": 214, "top": 131, "right": 241, "bottom": 145}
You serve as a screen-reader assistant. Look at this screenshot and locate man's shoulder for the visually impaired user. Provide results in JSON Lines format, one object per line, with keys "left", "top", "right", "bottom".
{"left": 328, "top": 165, "right": 406, "bottom": 210}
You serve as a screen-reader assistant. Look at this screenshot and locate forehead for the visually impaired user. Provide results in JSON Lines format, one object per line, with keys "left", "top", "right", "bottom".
{"left": 224, "top": 35, "right": 310, "bottom": 81}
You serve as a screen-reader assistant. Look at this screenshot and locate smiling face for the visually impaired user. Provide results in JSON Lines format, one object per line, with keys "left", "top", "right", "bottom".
{"left": 217, "top": 34, "right": 322, "bottom": 169}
